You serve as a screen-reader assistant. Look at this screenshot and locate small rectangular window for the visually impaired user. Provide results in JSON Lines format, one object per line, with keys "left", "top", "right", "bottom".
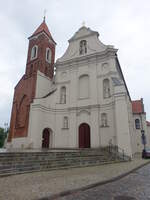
{"left": 63, "top": 116, "right": 69, "bottom": 129}
{"left": 135, "top": 119, "right": 140, "bottom": 129}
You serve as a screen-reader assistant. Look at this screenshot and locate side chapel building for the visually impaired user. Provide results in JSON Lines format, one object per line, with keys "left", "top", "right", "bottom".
{"left": 7, "top": 19, "right": 150, "bottom": 156}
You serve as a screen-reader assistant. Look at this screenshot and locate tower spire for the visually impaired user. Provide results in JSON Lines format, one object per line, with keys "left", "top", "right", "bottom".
{"left": 43, "top": 9, "right": 47, "bottom": 22}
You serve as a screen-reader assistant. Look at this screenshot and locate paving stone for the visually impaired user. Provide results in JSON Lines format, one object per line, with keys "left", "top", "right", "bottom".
{"left": 0, "top": 158, "right": 149, "bottom": 200}
{"left": 59, "top": 162, "right": 150, "bottom": 200}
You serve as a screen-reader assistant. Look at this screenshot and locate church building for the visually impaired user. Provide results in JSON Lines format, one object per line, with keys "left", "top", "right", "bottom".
{"left": 7, "top": 19, "right": 150, "bottom": 157}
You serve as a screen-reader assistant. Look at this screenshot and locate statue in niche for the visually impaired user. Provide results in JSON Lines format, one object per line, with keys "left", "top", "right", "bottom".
{"left": 79, "top": 40, "right": 87, "bottom": 55}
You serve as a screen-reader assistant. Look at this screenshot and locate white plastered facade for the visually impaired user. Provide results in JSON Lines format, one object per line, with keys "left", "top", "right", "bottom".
{"left": 9, "top": 26, "right": 149, "bottom": 156}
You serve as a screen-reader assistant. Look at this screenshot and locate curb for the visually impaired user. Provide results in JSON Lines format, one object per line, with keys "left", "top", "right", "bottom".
{"left": 38, "top": 160, "right": 150, "bottom": 200}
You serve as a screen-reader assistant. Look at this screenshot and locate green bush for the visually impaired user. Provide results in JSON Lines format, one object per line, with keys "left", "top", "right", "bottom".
{"left": 0, "top": 128, "right": 7, "bottom": 148}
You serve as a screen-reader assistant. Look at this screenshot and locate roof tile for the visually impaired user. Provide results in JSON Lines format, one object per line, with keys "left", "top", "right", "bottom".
{"left": 146, "top": 121, "right": 150, "bottom": 126}
{"left": 30, "top": 20, "right": 56, "bottom": 43}
{"left": 132, "top": 100, "right": 144, "bottom": 114}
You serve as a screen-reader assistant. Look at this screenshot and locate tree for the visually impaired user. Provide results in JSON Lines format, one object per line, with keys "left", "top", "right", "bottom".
{"left": 0, "top": 127, "right": 7, "bottom": 148}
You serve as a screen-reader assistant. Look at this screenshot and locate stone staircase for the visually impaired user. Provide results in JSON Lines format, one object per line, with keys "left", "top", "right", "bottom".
{"left": 0, "top": 148, "right": 128, "bottom": 177}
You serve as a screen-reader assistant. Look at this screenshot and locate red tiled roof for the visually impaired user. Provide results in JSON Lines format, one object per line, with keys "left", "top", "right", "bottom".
{"left": 32, "top": 21, "right": 51, "bottom": 37}
{"left": 30, "top": 20, "right": 56, "bottom": 43}
{"left": 132, "top": 99, "right": 144, "bottom": 114}
{"left": 147, "top": 121, "right": 150, "bottom": 126}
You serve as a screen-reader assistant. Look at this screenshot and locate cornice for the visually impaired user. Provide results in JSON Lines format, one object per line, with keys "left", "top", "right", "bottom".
{"left": 31, "top": 101, "right": 115, "bottom": 113}
{"left": 56, "top": 48, "right": 118, "bottom": 71}
{"left": 97, "top": 71, "right": 118, "bottom": 79}
{"left": 56, "top": 80, "right": 71, "bottom": 85}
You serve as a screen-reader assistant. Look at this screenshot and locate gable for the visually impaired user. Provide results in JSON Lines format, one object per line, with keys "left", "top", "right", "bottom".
{"left": 69, "top": 26, "right": 99, "bottom": 42}
{"left": 57, "top": 26, "right": 111, "bottom": 63}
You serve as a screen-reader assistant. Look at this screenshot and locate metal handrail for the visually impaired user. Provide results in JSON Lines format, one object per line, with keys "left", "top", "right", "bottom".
{"left": 108, "top": 144, "right": 131, "bottom": 161}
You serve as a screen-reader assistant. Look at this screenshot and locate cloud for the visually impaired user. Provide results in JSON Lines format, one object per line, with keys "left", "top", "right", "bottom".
{"left": 0, "top": 0, "right": 150, "bottom": 127}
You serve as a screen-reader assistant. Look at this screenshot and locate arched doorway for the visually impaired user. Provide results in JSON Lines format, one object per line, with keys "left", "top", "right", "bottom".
{"left": 79, "top": 123, "right": 90, "bottom": 148}
{"left": 42, "top": 128, "right": 51, "bottom": 148}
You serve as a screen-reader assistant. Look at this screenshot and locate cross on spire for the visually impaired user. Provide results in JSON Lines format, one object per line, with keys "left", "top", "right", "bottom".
{"left": 43, "top": 9, "right": 47, "bottom": 22}
{"left": 82, "top": 21, "right": 86, "bottom": 27}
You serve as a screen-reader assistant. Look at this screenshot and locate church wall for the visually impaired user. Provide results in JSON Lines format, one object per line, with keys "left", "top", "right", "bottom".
{"left": 99, "top": 106, "right": 116, "bottom": 147}
{"left": 13, "top": 53, "right": 133, "bottom": 153}
{"left": 97, "top": 58, "right": 117, "bottom": 78}
{"left": 69, "top": 112, "right": 77, "bottom": 147}
{"left": 76, "top": 64, "right": 93, "bottom": 107}
{"left": 147, "top": 125, "right": 150, "bottom": 147}
{"left": 8, "top": 74, "right": 37, "bottom": 142}
{"left": 90, "top": 109, "right": 100, "bottom": 147}
{"left": 53, "top": 113, "right": 69, "bottom": 148}
{"left": 114, "top": 91, "right": 132, "bottom": 156}
{"left": 127, "top": 99, "right": 135, "bottom": 155}
{"left": 96, "top": 58, "right": 117, "bottom": 105}
{"left": 35, "top": 71, "right": 52, "bottom": 98}
{"left": 53, "top": 53, "right": 123, "bottom": 149}
{"left": 69, "top": 68, "right": 78, "bottom": 107}
{"left": 7, "top": 137, "right": 29, "bottom": 149}
{"left": 28, "top": 106, "right": 49, "bottom": 148}
{"left": 132, "top": 113, "right": 147, "bottom": 153}
{"left": 27, "top": 103, "right": 76, "bottom": 148}
{"left": 88, "top": 63, "right": 98, "bottom": 105}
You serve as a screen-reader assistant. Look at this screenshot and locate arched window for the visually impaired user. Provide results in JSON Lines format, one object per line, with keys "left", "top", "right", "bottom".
{"left": 60, "top": 86, "right": 66, "bottom": 104}
{"left": 31, "top": 45, "right": 38, "bottom": 60}
{"left": 46, "top": 48, "right": 52, "bottom": 63}
{"left": 79, "top": 75, "right": 89, "bottom": 99}
{"left": 63, "top": 116, "right": 69, "bottom": 129}
{"left": 101, "top": 113, "right": 108, "bottom": 127}
{"left": 103, "top": 78, "right": 110, "bottom": 98}
{"left": 135, "top": 119, "right": 140, "bottom": 129}
{"left": 79, "top": 40, "right": 87, "bottom": 55}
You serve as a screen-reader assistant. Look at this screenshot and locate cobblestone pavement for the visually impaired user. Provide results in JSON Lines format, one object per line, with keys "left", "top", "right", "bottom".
{"left": 59, "top": 163, "right": 150, "bottom": 200}
{"left": 0, "top": 158, "right": 149, "bottom": 200}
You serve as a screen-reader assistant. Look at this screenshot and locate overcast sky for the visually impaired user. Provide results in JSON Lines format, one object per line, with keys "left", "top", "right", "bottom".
{"left": 0, "top": 0, "right": 150, "bottom": 127}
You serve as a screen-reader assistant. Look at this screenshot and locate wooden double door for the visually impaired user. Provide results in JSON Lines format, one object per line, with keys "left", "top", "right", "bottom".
{"left": 79, "top": 123, "right": 90, "bottom": 148}
{"left": 42, "top": 128, "right": 50, "bottom": 148}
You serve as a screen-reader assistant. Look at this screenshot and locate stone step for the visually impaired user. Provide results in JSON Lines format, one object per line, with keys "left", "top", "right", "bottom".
{"left": 0, "top": 154, "right": 109, "bottom": 163}
{"left": 0, "top": 161, "right": 121, "bottom": 177}
{"left": 0, "top": 151, "right": 109, "bottom": 158}
{"left": 0, "top": 159, "right": 123, "bottom": 177}
{"left": 0, "top": 155, "right": 117, "bottom": 169}
{"left": 0, "top": 153, "right": 111, "bottom": 163}
{"left": 0, "top": 148, "right": 126, "bottom": 177}
{"left": 0, "top": 156, "right": 115, "bottom": 169}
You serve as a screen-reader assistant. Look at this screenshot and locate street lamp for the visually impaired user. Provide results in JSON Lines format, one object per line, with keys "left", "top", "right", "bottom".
{"left": 141, "top": 130, "right": 146, "bottom": 150}
{"left": 4, "top": 123, "right": 8, "bottom": 133}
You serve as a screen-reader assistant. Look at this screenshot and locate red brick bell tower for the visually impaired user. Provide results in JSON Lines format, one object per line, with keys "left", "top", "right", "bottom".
{"left": 8, "top": 19, "right": 56, "bottom": 142}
